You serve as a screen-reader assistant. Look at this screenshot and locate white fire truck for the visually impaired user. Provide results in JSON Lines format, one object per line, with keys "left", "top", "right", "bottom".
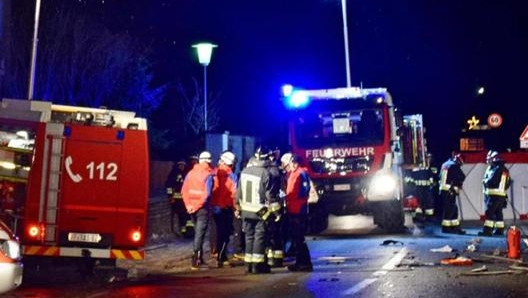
{"left": 0, "top": 98, "right": 149, "bottom": 266}
{"left": 281, "top": 85, "right": 427, "bottom": 233}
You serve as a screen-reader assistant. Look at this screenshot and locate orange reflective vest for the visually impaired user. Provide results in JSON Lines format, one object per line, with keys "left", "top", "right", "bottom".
{"left": 181, "top": 163, "right": 214, "bottom": 213}
{"left": 212, "top": 164, "right": 238, "bottom": 209}
{"left": 285, "top": 166, "right": 310, "bottom": 215}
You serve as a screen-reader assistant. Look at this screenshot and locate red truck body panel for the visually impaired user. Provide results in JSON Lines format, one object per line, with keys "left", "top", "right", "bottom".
{"left": 0, "top": 99, "right": 149, "bottom": 260}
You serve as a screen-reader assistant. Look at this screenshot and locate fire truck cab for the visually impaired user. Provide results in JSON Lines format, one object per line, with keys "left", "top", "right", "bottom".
{"left": 281, "top": 85, "right": 427, "bottom": 233}
{"left": 0, "top": 98, "right": 149, "bottom": 264}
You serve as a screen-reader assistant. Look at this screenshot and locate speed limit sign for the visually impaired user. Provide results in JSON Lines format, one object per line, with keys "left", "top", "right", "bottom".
{"left": 487, "top": 113, "right": 503, "bottom": 128}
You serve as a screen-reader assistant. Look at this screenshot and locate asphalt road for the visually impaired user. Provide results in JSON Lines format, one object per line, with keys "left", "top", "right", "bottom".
{"left": 5, "top": 215, "right": 528, "bottom": 298}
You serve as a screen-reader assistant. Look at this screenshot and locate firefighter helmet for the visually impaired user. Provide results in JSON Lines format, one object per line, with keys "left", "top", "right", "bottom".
{"left": 254, "top": 146, "right": 270, "bottom": 160}
{"left": 452, "top": 153, "right": 464, "bottom": 165}
{"left": 198, "top": 151, "right": 212, "bottom": 163}
{"left": 220, "top": 151, "right": 236, "bottom": 166}
{"left": 280, "top": 152, "right": 294, "bottom": 167}
{"left": 486, "top": 150, "right": 498, "bottom": 163}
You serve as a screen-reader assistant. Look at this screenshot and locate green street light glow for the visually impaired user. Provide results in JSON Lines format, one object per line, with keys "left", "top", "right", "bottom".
{"left": 193, "top": 43, "right": 217, "bottom": 66}
{"left": 192, "top": 43, "right": 217, "bottom": 132}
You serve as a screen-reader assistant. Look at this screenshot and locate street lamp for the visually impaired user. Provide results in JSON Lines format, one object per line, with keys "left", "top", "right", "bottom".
{"left": 192, "top": 42, "right": 217, "bottom": 132}
{"left": 341, "top": 0, "right": 351, "bottom": 88}
{"left": 28, "top": 0, "right": 42, "bottom": 100}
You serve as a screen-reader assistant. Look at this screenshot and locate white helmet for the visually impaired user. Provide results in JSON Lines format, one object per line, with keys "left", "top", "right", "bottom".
{"left": 198, "top": 151, "right": 212, "bottom": 163}
{"left": 280, "top": 153, "right": 294, "bottom": 167}
{"left": 486, "top": 150, "right": 498, "bottom": 163}
{"left": 220, "top": 151, "right": 236, "bottom": 166}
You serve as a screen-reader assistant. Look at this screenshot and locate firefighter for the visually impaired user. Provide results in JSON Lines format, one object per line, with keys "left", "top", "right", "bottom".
{"left": 479, "top": 151, "right": 511, "bottom": 236}
{"left": 165, "top": 160, "right": 191, "bottom": 236}
{"left": 260, "top": 147, "right": 284, "bottom": 268}
{"left": 438, "top": 153, "right": 466, "bottom": 234}
{"left": 281, "top": 153, "right": 313, "bottom": 272}
{"left": 181, "top": 151, "right": 215, "bottom": 270}
{"left": 236, "top": 148, "right": 276, "bottom": 274}
{"left": 405, "top": 153, "right": 437, "bottom": 223}
{"left": 211, "top": 151, "right": 238, "bottom": 268}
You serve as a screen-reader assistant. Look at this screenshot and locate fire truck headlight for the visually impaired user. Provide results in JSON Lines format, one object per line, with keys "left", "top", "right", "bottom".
{"left": 368, "top": 173, "right": 398, "bottom": 201}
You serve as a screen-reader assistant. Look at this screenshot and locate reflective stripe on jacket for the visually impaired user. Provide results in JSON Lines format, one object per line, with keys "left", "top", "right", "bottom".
{"left": 483, "top": 163, "right": 510, "bottom": 197}
{"left": 181, "top": 162, "right": 214, "bottom": 213}
{"left": 438, "top": 159, "right": 465, "bottom": 193}
{"left": 237, "top": 160, "right": 271, "bottom": 218}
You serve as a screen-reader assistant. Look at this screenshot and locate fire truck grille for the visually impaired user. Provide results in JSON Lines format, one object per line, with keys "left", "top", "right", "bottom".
{"left": 309, "top": 156, "right": 373, "bottom": 175}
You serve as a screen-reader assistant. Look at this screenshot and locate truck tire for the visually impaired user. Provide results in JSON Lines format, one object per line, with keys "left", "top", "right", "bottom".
{"left": 373, "top": 200, "right": 405, "bottom": 233}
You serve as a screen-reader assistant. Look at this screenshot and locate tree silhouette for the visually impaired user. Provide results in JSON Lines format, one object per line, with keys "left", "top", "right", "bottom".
{"left": 176, "top": 77, "right": 221, "bottom": 136}
{"left": 0, "top": 3, "right": 166, "bottom": 119}
{"left": 0, "top": 2, "right": 171, "bottom": 156}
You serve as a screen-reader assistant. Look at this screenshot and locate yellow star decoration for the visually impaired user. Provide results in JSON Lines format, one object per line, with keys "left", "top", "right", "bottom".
{"left": 467, "top": 115, "right": 480, "bottom": 130}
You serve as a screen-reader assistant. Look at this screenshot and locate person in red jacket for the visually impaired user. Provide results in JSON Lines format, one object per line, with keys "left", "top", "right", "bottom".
{"left": 211, "top": 151, "right": 238, "bottom": 267}
{"left": 181, "top": 151, "right": 215, "bottom": 270}
{"left": 281, "top": 153, "right": 313, "bottom": 272}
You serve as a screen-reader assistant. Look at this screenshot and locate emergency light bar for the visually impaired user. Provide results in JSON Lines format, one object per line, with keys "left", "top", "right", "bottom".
{"left": 281, "top": 84, "right": 389, "bottom": 109}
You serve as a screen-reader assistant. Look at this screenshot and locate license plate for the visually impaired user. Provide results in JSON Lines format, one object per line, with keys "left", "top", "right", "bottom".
{"left": 68, "top": 232, "right": 102, "bottom": 243}
{"left": 333, "top": 184, "right": 351, "bottom": 191}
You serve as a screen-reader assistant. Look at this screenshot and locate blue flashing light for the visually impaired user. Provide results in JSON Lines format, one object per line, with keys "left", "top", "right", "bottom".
{"left": 116, "top": 130, "right": 125, "bottom": 140}
{"left": 282, "top": 84, "right": 311, "bottom": 109}
{"left": 63, "top": 126, "right": 71, "bottom": 137}
{"left": 281, "top": 84, "right": 294, "bottom": 97}
{"left": 288, "top": 91, "right": 310, "bottom": 108}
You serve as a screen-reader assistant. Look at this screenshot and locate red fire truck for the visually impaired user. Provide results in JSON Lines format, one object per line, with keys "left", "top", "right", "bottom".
{"left": 281, "top": 85, "right": 427, "bottom": 233}
{"left": 0, "top": 98, "right": 149, "bottom": 264}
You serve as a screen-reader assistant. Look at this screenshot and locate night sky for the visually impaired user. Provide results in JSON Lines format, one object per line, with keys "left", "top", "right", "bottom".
{"left": 18, "top": 0, "right": 528, "bottom": 161}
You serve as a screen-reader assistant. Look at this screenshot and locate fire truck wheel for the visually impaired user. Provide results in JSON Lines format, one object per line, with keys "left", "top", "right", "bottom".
{"left": 373, "top": 200, "right": 405, "bottom": 233}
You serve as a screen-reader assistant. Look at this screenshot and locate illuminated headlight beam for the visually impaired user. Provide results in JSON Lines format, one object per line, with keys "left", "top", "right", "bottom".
{"left": 367, "top": 172, "right": 398, "bottom": 201}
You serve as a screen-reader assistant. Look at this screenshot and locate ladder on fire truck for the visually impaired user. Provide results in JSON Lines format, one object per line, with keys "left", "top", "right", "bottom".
{"left": 40, "top": 104, "right": 131, "bottom": 243}
{"left": 40, "top": 126, "right": 65, "bottom": 243}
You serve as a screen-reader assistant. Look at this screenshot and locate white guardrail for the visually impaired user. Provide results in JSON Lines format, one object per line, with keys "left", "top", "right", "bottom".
{"left": 459, "top": 163, "right": 528, "bottom": 221}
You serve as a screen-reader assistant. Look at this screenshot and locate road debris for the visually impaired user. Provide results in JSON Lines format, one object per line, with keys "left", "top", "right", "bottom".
{"left": 430, "top": 245, "right": 454, "bottom": 253}
{"left": 480, "top": 254, "right": 525, "bottom": 264}
{"left": 460, "top": 269, "right": 523, "bottom": 276}
{"left": 466, "top": 244, "right": 477, "bottom": 252}
{"left": 471, "top": 265, "right": 488, "bottom": 272}
{"left": 380, "top": 239, "right": 404, "bottom": 246}
{"left": 440, "top": 256, "right": 473, "bottom": 266}
{"left": 509, "top": 264, "right": 528, "bottom": 271}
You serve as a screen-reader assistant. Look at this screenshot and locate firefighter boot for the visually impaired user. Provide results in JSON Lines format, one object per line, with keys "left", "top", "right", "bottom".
{"left": 268, "top": 257, "right": 283, "bottom": 268}
{"left": 245, "top": 263, "right": 253, "bottom": 274}
{"left": 478, "top": 226, "right": 493, "bottom": 237}
{"left": 252, "top": 262, "right": 271, "bottom": 274}
{"left": 441, "top": 226, "right": 452, "bottom": 234}
{"left": 451, "top": 226, "right": 466, "bottom": 235}
{"left": 493, "top": 228, "right": 504, "bottom": 236}
{"left": 198, "top": 250, "right": 207, "bottom": 266}
{"left": 191, "top": 252, "right": 200, "bottom": 270}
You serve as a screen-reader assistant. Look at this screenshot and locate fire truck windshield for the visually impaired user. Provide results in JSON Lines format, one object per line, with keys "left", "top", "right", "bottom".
{"left": 293, "top": 108, "right": 384, "bottom": 148}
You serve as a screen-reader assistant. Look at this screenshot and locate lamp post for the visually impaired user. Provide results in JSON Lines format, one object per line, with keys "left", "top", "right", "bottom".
{"left": 341, "top": 0, "right": 351, "bottom": 88}
{"left": 28, "top": 0, "right": 42, "bottom": 100}
{"left": 192, "top": 42, "right": 217, "bottom": 132}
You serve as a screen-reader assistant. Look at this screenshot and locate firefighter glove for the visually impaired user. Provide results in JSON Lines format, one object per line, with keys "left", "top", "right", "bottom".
{"left": 256, "top": 206, "right": 272, "bottom": 221}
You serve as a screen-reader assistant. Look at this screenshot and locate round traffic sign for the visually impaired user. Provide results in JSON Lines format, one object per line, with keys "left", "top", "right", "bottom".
{"left": 487, "top": 113, "right": 503, "bottom": 128}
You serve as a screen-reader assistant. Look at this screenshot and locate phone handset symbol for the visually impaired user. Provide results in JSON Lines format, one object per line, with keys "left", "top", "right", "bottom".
{"left": 65, "top": 155, "right": 82, "bottom": 183}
